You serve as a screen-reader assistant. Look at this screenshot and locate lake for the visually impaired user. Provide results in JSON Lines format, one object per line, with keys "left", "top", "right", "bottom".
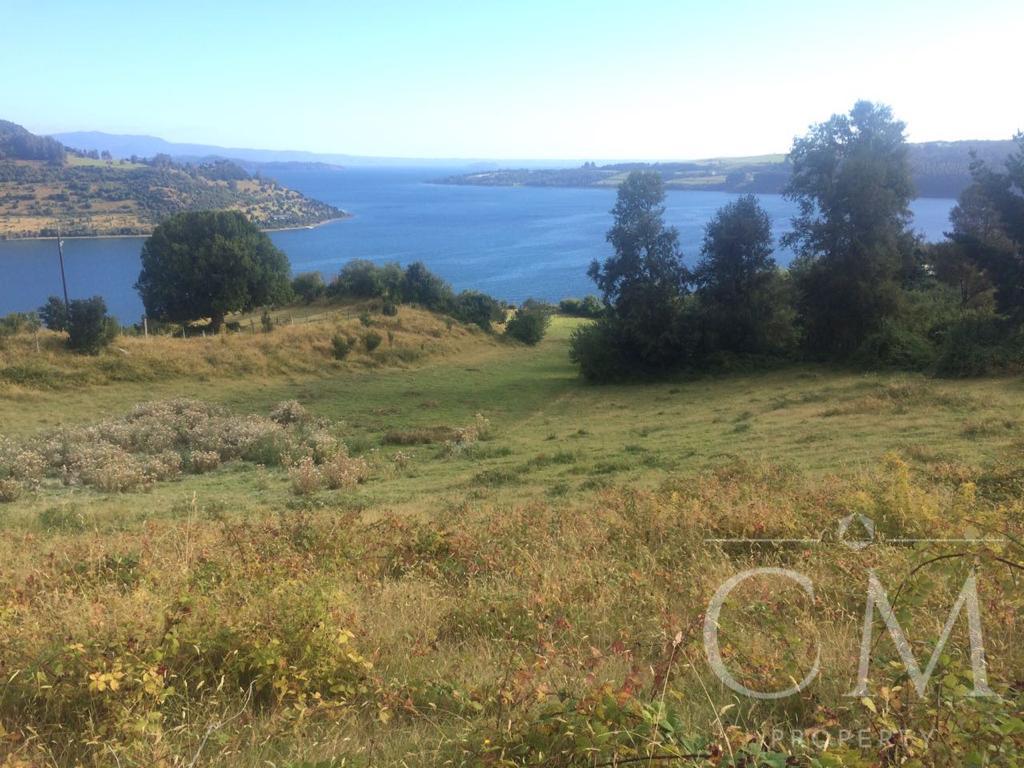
{"left": 0, "top": 167, "right": 957, "bottom": 323}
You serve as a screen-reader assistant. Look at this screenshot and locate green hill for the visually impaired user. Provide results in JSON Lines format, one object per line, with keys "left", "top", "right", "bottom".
{"left": 0, "top": 120, "right": 346, "bottom": 239}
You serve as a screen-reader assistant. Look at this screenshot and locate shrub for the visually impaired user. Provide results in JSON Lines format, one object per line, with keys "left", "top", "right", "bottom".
{"left": 62, "top": 296, "right": 118, "bottom": 354}
{"left": 331, "top": 334, "right": 352, "bottom": 360}
{"left": 38, "top": 505, "right": 86, "bottom": 531}
{"left": 382, "top": 426, "right": 459, "bottom": 445}
{"left": 452, "top": 290, "right": 504, "bottom": 331}
{"left": 504, "top": 299, "right": 553, "bottom": 345}
{"left": 854, "top": 319, "right": 938, "bottom": 371}
{"left": 239, "top": 432, "right": 289, "bottom": 466}
{"left": 364, "top": 331, "right": 383, "bottom": 352}
{"left": 260, "top": 310, "right": 274, "bottom": 333}
{"left": 144, "top": 450, "right": 183, "bottom": 481}
{"left": 190, "top": 450, "right": 221, "bottom": 473}
{"left": 320, "top": 450, "right": 370, "bottom": 489}
{"left": 289, "top": 456, "right": 322, "bottom": 495}
{"left": 401, "top": 261, "right": 453, "bottom": 309}
{"left": 291, "top": 271, "right": 326, "bottom": 303}
{"left": 935, "top": 314, "right": 1024, "bottom": 377}
{"left": 382, "top": 300, "right": 398, "bottom": 316}
{"left": 558, "top": 295, "right": 604, "bottom": 318}
{"left": 270, "top": 400, "right": 309, "bottom": 425}
{"left": 0, "top": 311, "right": 41, "bottom": 336}
{"left": 568, "top": 320, "right": 630, "bottom": 382}
{"left": 441, "top": 413, "right": 492, "bottom": 456}
{"left": 330, "top": 259, "right": 402, "bottom": 300}
{"left": 38, "top": 296, "right": 69, "bottom": 331}
{"left": 0, "top": 443, "right": 46, "bottom": 487}
{"left": 0, "top": 478, "right": 22, "bottom": 502}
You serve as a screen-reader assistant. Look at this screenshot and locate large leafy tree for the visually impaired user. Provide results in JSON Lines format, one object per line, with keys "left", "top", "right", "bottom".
{"left": 136, "top": 211, "right": 291, "bottom": 331}
{"left": 950, "top": 134, "right": 1024, "bottom": 322}
{"left": 783, "top": 101, "right": 917, "bottom": 356}
{"left": 587, "top": 171, "right": 690, "bottom": 368}
{"left": 695, "top": 194, "right": 791, "bottom": 354}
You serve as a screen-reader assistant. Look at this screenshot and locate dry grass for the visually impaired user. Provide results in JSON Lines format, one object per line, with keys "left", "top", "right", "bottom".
{"left": 0, "top": 304, "right": 495, "bottom": 398}
{"left": 1, "top": 318, "right": 1023, "bottom": 765}
{"left": 0, "top": 453, "right": 1021, "bottom": 766}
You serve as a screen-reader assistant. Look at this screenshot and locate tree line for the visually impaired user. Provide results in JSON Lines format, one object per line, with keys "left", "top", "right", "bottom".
{"left": 571, "top": 101, "right": 1024, "bottom": 381}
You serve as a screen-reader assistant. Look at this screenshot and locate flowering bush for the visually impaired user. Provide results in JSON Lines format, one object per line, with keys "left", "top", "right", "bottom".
{"left": 190, "top": 450, "right": 221, "bottom": 473}
{"left": 270, "top": 399, "right": 309, "bottom": 425}
{"left": 144, "top": 450, "right": 183, "bottom": 481}
{"left": 320, "top": 450, "right": 369, "bottom": 490}
{"left": 1, "top": 399, "right": 369, "bottom": 495}
{"left": 443, "top": 413, "right": 494, "bottom": 456}
{"left": 0, "top": 477, "right": 22, "bottom": 502}
{"left": 0, "top": 440, "right": 46, "bottom": 488}
{"left": 63, "top": 442, "right": 150, "bottom": 492}
{"left": 289, "top": 456, "right": 322, "bottom": 495}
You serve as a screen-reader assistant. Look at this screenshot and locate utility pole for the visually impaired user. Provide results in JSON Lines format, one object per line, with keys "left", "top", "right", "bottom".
{"left": 56, "top": 222, "right": 70, "bottom": 312}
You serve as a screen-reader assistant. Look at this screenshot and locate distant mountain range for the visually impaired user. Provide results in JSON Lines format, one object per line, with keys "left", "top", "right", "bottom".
{"left": 48, "top": 129, "right": 1016, "bottom": 199}
{"left": 50, "top": 131, "right": 561, "bottom": 171}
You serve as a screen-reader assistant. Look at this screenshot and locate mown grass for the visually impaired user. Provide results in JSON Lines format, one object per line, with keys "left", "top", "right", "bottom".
{"left": 0, "top": 312, "right": 1022, "bottom": 766}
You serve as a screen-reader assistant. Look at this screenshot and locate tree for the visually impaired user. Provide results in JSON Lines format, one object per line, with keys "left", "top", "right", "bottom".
{"left": 950, "top": 134, "right": 1024, "bottom": 322}
{"left": 401, "top": 261, "right": 453, "bottom": 309}
{"left": 39, "top": 296, "right": 69, "bottom": 332}
{"left": 586, "top": 171, "right": 691, "bottom": 369}
{"left": 558, "top": 295, "right": 604, "bottom": 318}
{"left": 927, "top": 240, "right": 993, "bottom": 311}
{"left": 504, "top": 299, "right": 553, "bottom": 345}
{"left": 452, "top": 291, "right": 504, "bottom": 331}
{"left": 292, "top": 271, "right": 326, "bottom": 304}
{"left": 64, "top": 297, "right": 118, "bottom": 354}
{"left": 783, "top": 101, "right": 917, "bottom": 357}
{"left": 694, "top": 195, "right": 792, "bottom": 355}
{"left": 136, "top": 211, "right": 291, "bottom": 332}
{"left": 330, "top": 260, "right": 402, "bottom": 300}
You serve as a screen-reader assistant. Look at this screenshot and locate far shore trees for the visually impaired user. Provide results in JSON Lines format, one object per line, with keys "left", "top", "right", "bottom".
{"left": 135, "top": 211, "right": 291, "bottom": 332}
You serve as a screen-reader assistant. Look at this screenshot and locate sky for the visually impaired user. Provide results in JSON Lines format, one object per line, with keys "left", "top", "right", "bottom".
{"left": 2, "top": 0, "right": 1021, "bottom": 161}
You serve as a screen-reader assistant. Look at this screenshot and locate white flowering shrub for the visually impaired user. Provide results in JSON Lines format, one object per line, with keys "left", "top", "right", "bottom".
{"left": 0, "top": 399, "right": 369, "bottom": 495}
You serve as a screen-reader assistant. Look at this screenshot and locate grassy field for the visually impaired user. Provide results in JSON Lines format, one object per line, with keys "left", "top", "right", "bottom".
{"left": 1, "top": 309, "right": 1022, "bottom": 766}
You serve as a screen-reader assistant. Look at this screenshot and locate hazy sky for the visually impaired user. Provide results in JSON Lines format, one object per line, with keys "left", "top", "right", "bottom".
{"left": 4, "top": 0, "right": 1021, "bottom": 160}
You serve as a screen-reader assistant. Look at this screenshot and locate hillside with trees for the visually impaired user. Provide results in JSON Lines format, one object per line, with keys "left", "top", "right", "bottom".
{"left": 0, "top": 121, "right": 346, "bottom": 239}
{"left": 437, "top": 140, "right": 1017, "bottom": 199}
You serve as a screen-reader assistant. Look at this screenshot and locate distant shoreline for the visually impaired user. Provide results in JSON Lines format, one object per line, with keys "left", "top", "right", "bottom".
{"left": 434, "top": 176, "right": 963, "bottom": 200}
{"left": 0, "top": 214, "right": 352, "bottom": 243}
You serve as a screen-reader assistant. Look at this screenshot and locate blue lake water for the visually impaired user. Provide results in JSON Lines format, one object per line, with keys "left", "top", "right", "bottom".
{"left": 0, "top": 167, "right": 957, "bottom": 324}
